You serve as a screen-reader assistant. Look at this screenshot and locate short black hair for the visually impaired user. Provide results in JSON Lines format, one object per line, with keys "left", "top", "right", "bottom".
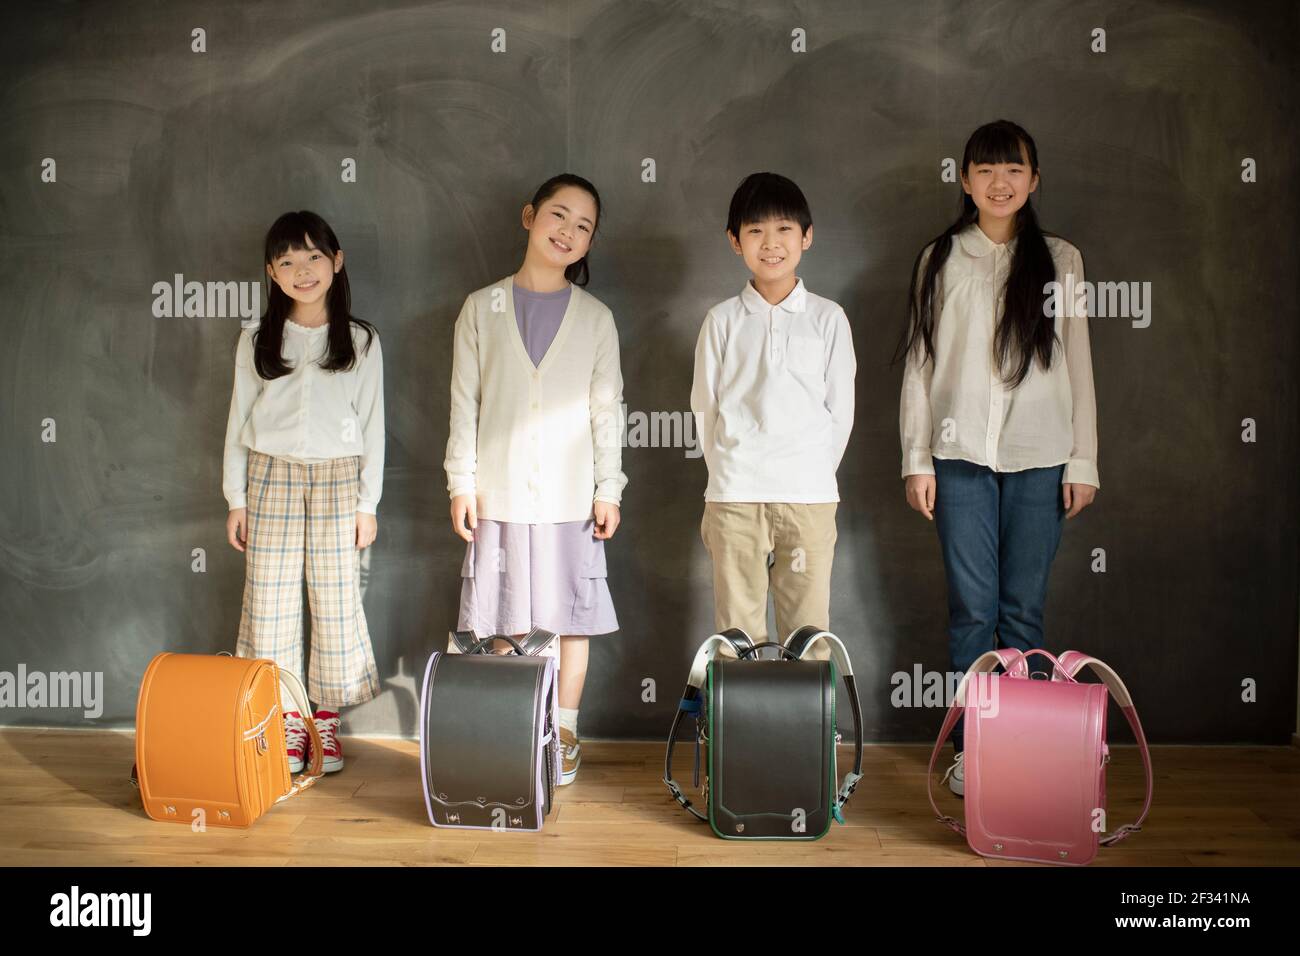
{"left": 725, "top": 172, "right": 813, "bottom": 237}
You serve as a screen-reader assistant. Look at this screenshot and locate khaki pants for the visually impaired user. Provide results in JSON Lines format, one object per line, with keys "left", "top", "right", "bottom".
{"left": 700, "top": 502, "right": 838, "bottom": 661}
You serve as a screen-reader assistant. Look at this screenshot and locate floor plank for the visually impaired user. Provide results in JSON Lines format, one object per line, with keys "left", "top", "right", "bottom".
{"left": 1, "top": 729, "right": 1295, "bottom": 866}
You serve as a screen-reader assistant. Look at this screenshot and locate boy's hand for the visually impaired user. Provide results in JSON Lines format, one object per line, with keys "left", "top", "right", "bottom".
{"left": 904, "top": 474, "right": 936, "bottom": 521}
{"left": 593, "top": 500, "right": 621, "bottom": 539}
{"left": 227, "top": 508, "right": 248, "bottom": 552}
{"left": 451, "top": 494, "right": 477, "bottom": 542}
{"left": 1063, "top": 483, "right": 1096, "bottom": 519}
{"left": 356, "top": 512, "right": 378, "bottom": 549}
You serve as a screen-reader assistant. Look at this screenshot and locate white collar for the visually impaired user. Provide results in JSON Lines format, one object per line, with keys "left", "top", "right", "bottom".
{"left": 957, "top": 221, "right": 1018, "bottom": 258}
{"left": 741, "top": 276, "right": 807, "bottom": 314}
{"left": 285, "top": 317, "right": 329, "bottom": 335}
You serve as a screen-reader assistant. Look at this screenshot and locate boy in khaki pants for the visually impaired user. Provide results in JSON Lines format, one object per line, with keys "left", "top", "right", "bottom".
{"left": 691, "top": 173, "right": 856, "bottom": 659}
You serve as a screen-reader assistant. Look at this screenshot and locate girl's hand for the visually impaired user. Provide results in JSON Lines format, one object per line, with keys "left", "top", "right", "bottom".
{"left": 356, "top": 512, "right": 378, "bottom": 549}
{"left": 227, "top": 508, "right": 248, "bottom": 552}
{"left": 1063, "top": 483, "right": 1096, "bottom": 519}
{"left": 904, "top": 474, "right": 936, "bottom": 520}
{"left": 593, "top": 500, "right": 621, "bottom": 539}
{"left": 451, "top": 494, "right": 477, "bottom": 542}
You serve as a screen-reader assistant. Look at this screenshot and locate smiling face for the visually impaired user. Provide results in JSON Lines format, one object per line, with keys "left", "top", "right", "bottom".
{"left": 522, "top": 185, "right": 597, "bottom": 270}
{"left": 728, "top": 216, "right": 813, "bottom": 282}
{"left": 265, "top": 236, "right": 343, "bottom": 308}
{"left": 961, "top": 140, "right": 1040, "bottom": 224}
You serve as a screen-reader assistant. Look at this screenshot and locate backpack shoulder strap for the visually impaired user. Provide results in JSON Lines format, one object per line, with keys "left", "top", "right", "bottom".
{"left": 1057, "top": 651, "right": 1153, "bottom": 845}
{"left": 274, "top": 667, "right": 325, "bottom": 802}
{"left": 519, "top": 626, "right": 560, "bottom": 656}
{"left": 994, "top": 647, "right": 1028, "bottom": 676}
{"left": 684, "top": 628, "right": 754, "bottom": 688}
{"left": 925, "top": 649, "right": 1006, "bottom": 835}
{"left": 448, "top": 629, "right": 479, "bottom": 654}
{"left": 784, "top": 626, "right": 864, "bottom": 819}
{"left": 664, "top": 628, "right": 754, "bottom": 820}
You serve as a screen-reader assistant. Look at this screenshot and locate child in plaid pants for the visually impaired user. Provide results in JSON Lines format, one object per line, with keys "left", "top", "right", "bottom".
{"left": 223, "top": 211, "right": 385, "bottom": 773}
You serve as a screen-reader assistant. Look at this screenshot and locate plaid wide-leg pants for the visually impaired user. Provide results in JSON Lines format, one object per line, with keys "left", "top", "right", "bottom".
{"left": 235, "top": 450, "right": 380, "bottom": 708}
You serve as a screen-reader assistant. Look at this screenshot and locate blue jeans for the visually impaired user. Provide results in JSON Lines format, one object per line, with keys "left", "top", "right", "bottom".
{"left": 932, "top": 458, "right": 1066, "bottom": 753}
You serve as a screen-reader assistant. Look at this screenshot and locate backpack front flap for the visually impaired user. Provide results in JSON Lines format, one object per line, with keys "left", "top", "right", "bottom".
{"left": 964, "top": 675, "right": 1108, "bottom": 865}
{"left": 420, "top": 652, "right": 555, "bottom": 831}
{"left": 135, "top": 652, "right": 286, "bottom": 828}
{"left": 709, "top": 658, "right": 835, "bottom": 840}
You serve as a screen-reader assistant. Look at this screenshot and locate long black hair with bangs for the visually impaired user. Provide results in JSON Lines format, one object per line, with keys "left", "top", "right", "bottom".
{"left": 893, "top": 120, "right": 1060, "bottom": 388}
{"left": 250, "top": 210, "right": 376, "bottom": 380}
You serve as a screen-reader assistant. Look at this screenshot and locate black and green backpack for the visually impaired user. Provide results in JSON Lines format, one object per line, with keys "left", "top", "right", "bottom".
{"left": 664, "top": 625, "right": 864, "bottom": 840}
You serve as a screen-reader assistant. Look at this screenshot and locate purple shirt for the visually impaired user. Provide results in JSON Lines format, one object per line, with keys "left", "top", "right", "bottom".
{"left": 513, "top": 281, "right": 571, "bottom": 367}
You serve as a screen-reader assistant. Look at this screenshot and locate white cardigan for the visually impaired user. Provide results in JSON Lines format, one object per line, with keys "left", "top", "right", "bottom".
{"left": 443, "top": 276, "right": 627, "bottom": 524}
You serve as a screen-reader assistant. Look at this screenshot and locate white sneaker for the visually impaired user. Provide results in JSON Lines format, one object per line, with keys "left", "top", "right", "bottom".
{"left": 941, "top": 751, "right": 965, "bottom": 797}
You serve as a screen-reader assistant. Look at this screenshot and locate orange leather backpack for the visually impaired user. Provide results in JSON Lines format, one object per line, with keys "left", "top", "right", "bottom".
{"left": 132, "top": 652, "right": 323, "bottom": 828}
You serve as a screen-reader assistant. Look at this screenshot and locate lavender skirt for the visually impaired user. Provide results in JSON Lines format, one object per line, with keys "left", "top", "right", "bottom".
{"left": 457, "top": 518, "right": 619, "bottom": 638}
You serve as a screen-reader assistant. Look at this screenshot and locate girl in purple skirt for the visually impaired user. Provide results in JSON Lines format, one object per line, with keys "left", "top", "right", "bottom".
{"left": 443, "top": 173, "right": 627, "bottom": 785}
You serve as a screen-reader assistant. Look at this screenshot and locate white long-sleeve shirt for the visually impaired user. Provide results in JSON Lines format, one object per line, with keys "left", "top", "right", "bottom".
{"left": 899, "top": 222, "right": 1099, "bottom": 487}
{"left": 443, "top": 276, "right": 627, "bottom": 523}
{"left": 222, "top": 318, "right": 386, "bottom": 513}
{"left": 691, "top": 277, "right": 857, "bottom": 503}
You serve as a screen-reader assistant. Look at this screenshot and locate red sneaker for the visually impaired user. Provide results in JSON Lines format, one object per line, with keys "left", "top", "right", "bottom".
{"left": 282, "top": 711, "right": 308, "bottom": 773}
{"left": 312, "top": 710, "right": 344, "bottom": 772}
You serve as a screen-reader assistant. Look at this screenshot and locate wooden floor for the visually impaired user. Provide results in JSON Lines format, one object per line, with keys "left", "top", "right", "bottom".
{"left": 2, "top": 728, "right": 1298, "bottom": 866}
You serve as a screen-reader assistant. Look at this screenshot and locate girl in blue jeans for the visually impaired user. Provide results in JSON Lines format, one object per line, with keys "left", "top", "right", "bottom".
{"left": 894, "top": 120, "right": 1100, "bottom": 794}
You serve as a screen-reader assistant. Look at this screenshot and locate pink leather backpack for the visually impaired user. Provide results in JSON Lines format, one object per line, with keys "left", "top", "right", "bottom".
{"left": 926, "top": 648, "right": 1153, "bottom": 865}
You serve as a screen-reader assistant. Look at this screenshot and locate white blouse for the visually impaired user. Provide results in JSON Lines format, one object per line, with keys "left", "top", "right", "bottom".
{"left": 899, "top": 222, "right": 1099, "bottom": 487}
{"left": 222, "top": 318, "right": 386, "bottom": 513}
{"left": 443, "top": 276, "right": 627, "bottom": 524}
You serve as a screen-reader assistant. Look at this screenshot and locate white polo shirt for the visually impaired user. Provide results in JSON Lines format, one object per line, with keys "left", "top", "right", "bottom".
{"left": 899, "top": 222, "right": 1099, "bottom": 487}
{"left": 691, "top": 277, "right": 857, "bottom": 503}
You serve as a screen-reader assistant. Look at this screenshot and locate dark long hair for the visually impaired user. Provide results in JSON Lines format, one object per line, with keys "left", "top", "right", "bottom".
{"left": 892, "top": 120, "right": 1059, "bottom": 388}
{"left": 250, "top": 210, "right": 376, "bottom": 380}
{"left": 527, "top": 174, "right": 602, "bottom": 287}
